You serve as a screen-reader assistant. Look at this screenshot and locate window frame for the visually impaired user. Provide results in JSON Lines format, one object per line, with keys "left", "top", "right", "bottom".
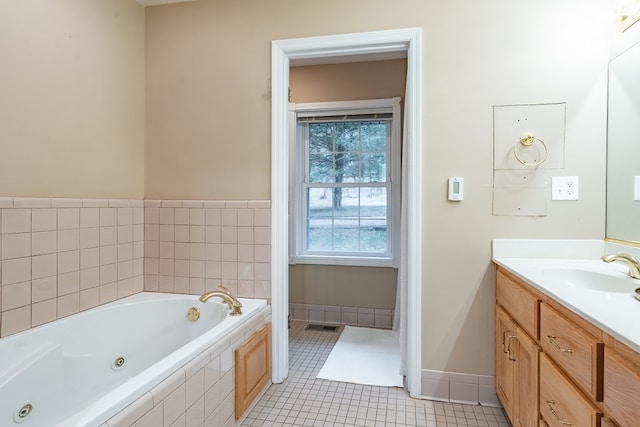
{"left": 290, "top": 98, "right": 401, "bottom": 267}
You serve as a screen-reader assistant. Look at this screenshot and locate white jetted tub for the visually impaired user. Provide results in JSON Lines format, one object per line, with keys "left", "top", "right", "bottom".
{"left": 0, "top": 292, "right": 267, "bottom": 427}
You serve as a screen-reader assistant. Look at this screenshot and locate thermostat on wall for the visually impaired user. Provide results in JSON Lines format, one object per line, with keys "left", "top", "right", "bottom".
{"left": 448, "top": 177, "right": 464, "bottom": 201}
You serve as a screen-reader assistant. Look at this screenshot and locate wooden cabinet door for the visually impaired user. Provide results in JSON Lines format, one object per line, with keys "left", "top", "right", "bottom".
{"left": 235, "top": 323, "right": 271, "bottom": 419}
{"left": 496, "top": 306, "right": 515, "bottom": 421}
{"left": 513, "top": 325, "right": 540, "bottom": 427}
{"left": 603, "top": 347, "right": 640, "bottom": 427}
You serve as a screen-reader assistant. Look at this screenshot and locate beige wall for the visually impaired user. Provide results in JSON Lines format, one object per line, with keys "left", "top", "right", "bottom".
{"left": 0, "top": 0, "right": 145, "bottom": 198}
{"left": 289, "top": 59, "right": 407, "bottom": 103}
{"left": 290, "top": 265, "right": 397, "bottom": 310}
{"left": 137, "top": 0, "right": 613, "bottom": 377}
{"left": 288, "top": 59, "right": 405, "bottom": 309}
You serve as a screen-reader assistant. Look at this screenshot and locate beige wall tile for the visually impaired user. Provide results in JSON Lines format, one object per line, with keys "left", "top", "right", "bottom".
{"left": 175, "top": 225, "right": 189, "bottom": 242}
{"left": 58, "top": 271, "right": 80, "bottom": 295}
{"left": 57, "top": 250, "right": 79, "bottom": 274}
{"left": 32, "top": 209, "right": 57, "bottom": 232}
{"left": 32, "top": 277, "right": 57, "bottom": 303}
{"left": 80, "top": 267, "right": 100, "bottom": 290}
{"left": 57, "top": 208, "right": 79, "bottom": 230}
{"left": 80, "top": 228, "right": 100, "bottom": 249}
{"left": 117, "top": 207, "right": 133, "bottom": 225}
{"left": 57, "top": 292, "right": 79, "bottom": 318}
{"left": 32, "top": 231, "right": 57, "bottom": 255}
{"left": 2, "top": 233, "right": 31, "bottom": 259}
{"left": 100, "top": 245, "right": 118, "bottom": 266}
{"left": 32, "top": 298, "right": 57, "bottom": 327}
{"left": 80, "top": 208, "right": 100, "bottom": 229}
{"left": 175, "top": 208, "right": 189, "bottom": 225}
{"left": 100, "top": 226, "right": 118, "bottom": 246}
{"left": 32, "top": 254, "right": 57, "bottom": 280}
{"left": 118, "top": 243, "right": 134, "bottom": 262}
{"left": 58, "top": 229, "right": 80, "bottom": 252}
{"left": 190, "top": 209, "right": 205, "bottom": 226}
{"left": 100, "top": 208, "right": 118, "bottom": 227}
{"left": 2, "top": 209, "right": 31, "bottom": 233}
{"left": 205, "top": 209, "right": 220, "bottom": 226}
{"left": 2, "top": 281, "right": 31, "bottom": 310}
{"left": 117, "top": 225, "right": 133, "bottom": 244}
{"left": 1, "top": 305, "right": 31, "bottom": 336}
{"left": 220, "top": 209, "right": 237, "bottom": 226}
{"left": 2, "top": 257, "right": 31, "bottom": 285}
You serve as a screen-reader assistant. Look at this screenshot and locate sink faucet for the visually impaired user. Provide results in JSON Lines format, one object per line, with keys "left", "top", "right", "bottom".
{"left": 199, "top": 286, "right": 243, "bottom": 315}
{"left": 601, "top": 253, "right": 640, "bottom": 279}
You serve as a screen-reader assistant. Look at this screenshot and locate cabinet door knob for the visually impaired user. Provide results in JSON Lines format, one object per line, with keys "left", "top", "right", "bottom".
{"left": 547, "top": 335, "right": 574, "bottom": 354}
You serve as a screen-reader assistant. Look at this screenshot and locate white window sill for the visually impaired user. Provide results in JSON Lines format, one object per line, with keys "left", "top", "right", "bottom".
{"left": 290, "top": 255, "right": 394, "bottom": 268}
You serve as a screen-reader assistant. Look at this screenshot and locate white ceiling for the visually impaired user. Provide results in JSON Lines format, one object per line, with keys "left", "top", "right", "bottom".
{"left": 136, "top": 0, "right": 196, "bottom": 6}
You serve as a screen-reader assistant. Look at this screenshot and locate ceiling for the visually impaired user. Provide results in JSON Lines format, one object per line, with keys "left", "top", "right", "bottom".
{"left": 136, "top": 0, "right": 196, "bottom": 6}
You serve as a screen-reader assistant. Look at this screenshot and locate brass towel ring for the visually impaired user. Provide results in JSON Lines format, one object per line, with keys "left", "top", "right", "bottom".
{"left": 513, "top": 132, "right": 548, "bottom": 166}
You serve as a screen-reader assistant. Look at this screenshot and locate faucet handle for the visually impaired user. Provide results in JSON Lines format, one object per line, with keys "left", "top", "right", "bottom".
{"left": 217, "top": 286, "right": 242, "bottom": 306}
{"left": 217, "top": 286, "right": 232, "bottom": 296}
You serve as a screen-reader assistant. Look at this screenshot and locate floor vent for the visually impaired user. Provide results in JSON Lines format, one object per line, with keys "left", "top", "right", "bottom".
{"left": 305, "top": 324, "right": 339, "bottom": 332}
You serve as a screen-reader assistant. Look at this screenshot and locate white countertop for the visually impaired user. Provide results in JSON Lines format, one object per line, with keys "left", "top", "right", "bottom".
{"left": 494, "top": 257, "right": 640, "bottom": 353}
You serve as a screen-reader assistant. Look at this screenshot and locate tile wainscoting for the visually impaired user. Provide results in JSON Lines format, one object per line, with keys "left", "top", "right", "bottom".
{"left": 0, "top": 197, "right": 145, "bottom": 337}
{"left": 289, "top": 303, "right": 394, "bottom": 329}
{"left": 142, "top": 200, "right": 272, "bottom": 303}
{"left": 0, "top": 197, "right": 272, "bottom": 338}
{"left": 421, "top": 369, "right": 500, "bottom": 407}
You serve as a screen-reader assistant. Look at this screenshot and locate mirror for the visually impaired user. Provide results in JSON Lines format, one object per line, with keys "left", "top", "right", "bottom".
{"left": 606, "top": 39, "right": 640, "bottom": 244}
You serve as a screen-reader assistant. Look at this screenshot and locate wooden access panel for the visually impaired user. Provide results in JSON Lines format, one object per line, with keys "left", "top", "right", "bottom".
{"left": 235, "top": 323, "right": 271, "bottom": 419}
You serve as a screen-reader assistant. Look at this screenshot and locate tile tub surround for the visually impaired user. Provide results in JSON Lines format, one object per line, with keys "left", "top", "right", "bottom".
{"left": 143, "top": 200, "right": 272, "bottom": 302}
{"left": 101, "top": 305, "right": 272, "bottom": 427}
{"left": 0, "top": 197, "right": 144, "bottom": 337}
{"left": 0, "top": 197, "right": 272, "bottom": 337}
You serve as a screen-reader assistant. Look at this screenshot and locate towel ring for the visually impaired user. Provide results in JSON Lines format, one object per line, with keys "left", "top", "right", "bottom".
{"left": 513, "top": 132, "right": 548, "bottom": 166}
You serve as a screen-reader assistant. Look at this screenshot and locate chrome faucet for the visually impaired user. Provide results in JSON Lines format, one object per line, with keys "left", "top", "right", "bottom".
{"left": 601, "top": 253, "right": 640, "bottom": 279}
{"left": 199, "top": 286, "right": 243, "bottom": 315}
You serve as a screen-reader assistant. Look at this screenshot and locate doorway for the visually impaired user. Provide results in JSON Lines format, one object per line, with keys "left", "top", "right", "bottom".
{"left": 271, "top": 28, "right": 423, "bottom": 398}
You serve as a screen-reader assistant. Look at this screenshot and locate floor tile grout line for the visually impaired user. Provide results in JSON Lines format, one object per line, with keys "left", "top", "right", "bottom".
{"left": 240, "top": 321, "right": 510, "bottom": 427}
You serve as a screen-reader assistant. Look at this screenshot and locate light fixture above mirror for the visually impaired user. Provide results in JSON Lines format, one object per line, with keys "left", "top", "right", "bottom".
{"left": 616, "top": 0, "right": 640, "bottom": 32}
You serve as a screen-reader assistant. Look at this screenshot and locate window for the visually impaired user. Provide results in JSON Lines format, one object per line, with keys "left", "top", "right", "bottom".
{"left": 291, "top": 98, "right": 401, "bottom": 267}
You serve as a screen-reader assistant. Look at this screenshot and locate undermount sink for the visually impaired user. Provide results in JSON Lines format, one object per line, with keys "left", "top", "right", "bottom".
{"left": 538, "top": 267, "right": 638, "bottom": 293}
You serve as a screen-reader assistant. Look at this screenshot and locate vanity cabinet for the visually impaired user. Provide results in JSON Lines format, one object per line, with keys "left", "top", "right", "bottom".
{"left": 496, "top": 271, "right": 541, "bottom": 426}
{"left": 495, "top": 265, "right": 640, "bottom": 427}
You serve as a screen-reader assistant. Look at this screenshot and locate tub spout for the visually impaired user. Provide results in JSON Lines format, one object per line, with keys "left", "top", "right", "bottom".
{"left": 199, "top": 287, "right": 243, "bottom": 315}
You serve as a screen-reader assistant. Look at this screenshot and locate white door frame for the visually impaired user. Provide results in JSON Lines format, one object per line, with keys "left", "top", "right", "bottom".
{"left": 271, "top": 27, "right": 423, "bottom": 398}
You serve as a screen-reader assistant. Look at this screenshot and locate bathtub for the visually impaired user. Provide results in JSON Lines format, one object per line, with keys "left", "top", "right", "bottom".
{"left": 0, "top": 292, "right": 267, "bottom": 427}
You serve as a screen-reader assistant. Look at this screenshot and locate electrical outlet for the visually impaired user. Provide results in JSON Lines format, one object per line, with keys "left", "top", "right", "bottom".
{"left": 552, "top": 176, "right": 579, "bottom": 201}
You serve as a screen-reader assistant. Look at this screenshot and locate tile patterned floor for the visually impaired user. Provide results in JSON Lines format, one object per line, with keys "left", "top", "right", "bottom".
{"left": 241, "top": 322, "right": 510, "bottom": 427}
